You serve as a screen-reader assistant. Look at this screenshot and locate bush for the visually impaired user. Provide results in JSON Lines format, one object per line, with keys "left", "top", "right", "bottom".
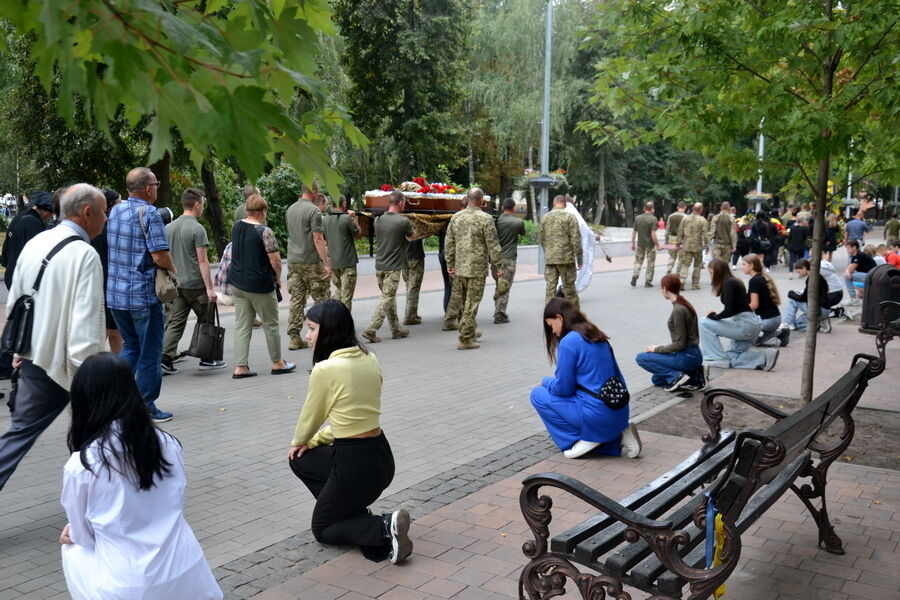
{"left": 520, "top": 219, "right": 539, "bottom": 245}
{"left": 256, "top": 162, "right": 303, "bottom": 254}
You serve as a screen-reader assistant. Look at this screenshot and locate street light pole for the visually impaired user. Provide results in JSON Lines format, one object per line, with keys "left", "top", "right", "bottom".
{"left": 538, "top": 0, "right": 553, "bottom": 273}
{"left": 755, "top": 118, "right": 764, "bottom": 212}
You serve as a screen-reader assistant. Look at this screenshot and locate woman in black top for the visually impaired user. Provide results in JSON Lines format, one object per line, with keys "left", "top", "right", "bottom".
{"left": 750, "top": 211, "right": 777, "bottom": 269}
{"left": 741, "top": 254, "right": 788, "bottom": 347}
{"left": 227, "top": 194, "right": 295, "bottom": 379}
{"left": 699, "top": 259, "right": 778, "bottom": 370}
{"left": 823, "top": 213, "right": 840, "bottom": 261}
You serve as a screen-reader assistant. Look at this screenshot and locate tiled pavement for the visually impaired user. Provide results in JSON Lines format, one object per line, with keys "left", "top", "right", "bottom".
{"left": 0, "top": 238, "right": 897, "bottom": 599}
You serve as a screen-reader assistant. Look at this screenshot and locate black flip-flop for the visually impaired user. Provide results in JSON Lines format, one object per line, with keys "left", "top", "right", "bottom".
{"left": 271, "top": 362, "right": 297, "bottom": 375}
{"left": 232, "top": 371, "right": 258, "bottom": 379}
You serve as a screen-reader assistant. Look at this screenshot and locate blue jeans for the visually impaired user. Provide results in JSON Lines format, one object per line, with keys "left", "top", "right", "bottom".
{"left": 635, "top": 346, "right": 703, "bottom": 387}
{"left": 784, "top": 298, "right": 808, "bottom": 330}
{"left": 844, "top": 271, "right": 867, "bottom": 296}
{"left": 700, "top": 312, "right": 764, "bottom": 369}
{"left": 112, "top": 305, "right": 164, "bottom": 410}
{"left": 756, "top": 314, "right": 782, "bottom": 345}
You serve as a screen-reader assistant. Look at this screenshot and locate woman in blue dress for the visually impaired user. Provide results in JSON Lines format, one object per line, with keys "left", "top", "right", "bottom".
{"left": 530, "top": 298, "right": 642, "bottom": 459}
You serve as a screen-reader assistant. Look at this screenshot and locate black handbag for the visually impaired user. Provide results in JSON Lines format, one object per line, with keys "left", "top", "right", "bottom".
{"left": 188, "top": 304, "right": 225, "bottom": 362}
{"left": 1, "top": 236, "right": 79, "bottom": 354}
{"left": 576, "top": 346, "right": 630, "bottom": 410}
{"left": 254, "top": 224, "right": 282, "bottom": 301}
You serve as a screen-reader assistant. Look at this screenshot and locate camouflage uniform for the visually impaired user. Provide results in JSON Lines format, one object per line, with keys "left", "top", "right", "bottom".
{"left": 441, "top": 276, "right": 462, "bottom": 329}
{"left": 287, "top": 263, "right": 330, "bottom": 337}
{"left": 331, "top": 267, "right": 357, "bottom": 312}
{"left": 368, "top": 270, "right": 402, "bottom": 334}
{"left": 492, "top": 213, "right": 526, "bottom": 323}
{"left": 491, "top": 258, "right": 517, "bottom": 321}
{"left": 445, "top": 205, "right": 503, "bottom": 346}
{"left": 365, "top": 211, "right": 412, "bottom": 339}
{"left": 286, "top": 198, "right": 330, "bottom": 344}
{"left": 709, "top": 212, "right": 737, "bottom": 263}
{"left": 665, "top": 210, "right": 686, "bottom": 274}
{"left": 402, "top": 240, "right": 425, "bottom": 324}
{"left": 678, "top": 214, "right": 708, "bottom": 289}
{"left": 540, "top": 208, "right": 583, "bottom": 307}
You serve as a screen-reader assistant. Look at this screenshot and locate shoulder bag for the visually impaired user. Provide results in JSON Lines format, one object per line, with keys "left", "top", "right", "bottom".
{"left": 1, "top": 236, "right": 80, "bottom": 354}
{"left": 138, "top": 207, "right": 179, "bottom": 303}
{"left": 187, "top": 303, "right": 225, "bottom": 362}
{"left": 575, "top": 345, "right": 630, "bottom": 410}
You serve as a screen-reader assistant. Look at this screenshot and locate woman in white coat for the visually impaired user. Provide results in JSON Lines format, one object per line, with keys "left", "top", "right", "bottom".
{"left": 59, "top": 352, "right": 221, "bottom": 600}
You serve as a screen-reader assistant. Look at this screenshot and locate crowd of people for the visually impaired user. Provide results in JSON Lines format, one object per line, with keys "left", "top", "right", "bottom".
{"left": 0, "top": 169, "right": 897, "bottom": 596}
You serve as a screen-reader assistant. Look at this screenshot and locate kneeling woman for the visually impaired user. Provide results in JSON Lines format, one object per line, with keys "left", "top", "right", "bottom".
{"left": 530, "top": 298, "right": 641, "bottom": 459}
{"left": 635, "top": 274, "right": 704, "bottom": 392}
{"left": 288, "top": 300, "right": 412, "bottom": 564}
{"left": 700, "top": 259, "right": 778, "bottom": 370}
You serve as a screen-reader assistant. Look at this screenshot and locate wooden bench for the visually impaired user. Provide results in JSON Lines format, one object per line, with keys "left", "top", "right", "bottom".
{"left": 518, "top": 353, "right": 884, "bottom": 600}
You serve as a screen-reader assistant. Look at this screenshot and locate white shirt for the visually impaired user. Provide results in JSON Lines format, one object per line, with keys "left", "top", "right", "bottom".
{"left": 61, "top": 428, "right": 222, "bottom": 600}
{"left": 5, "top": 224, "right": 104, "bottom": 390}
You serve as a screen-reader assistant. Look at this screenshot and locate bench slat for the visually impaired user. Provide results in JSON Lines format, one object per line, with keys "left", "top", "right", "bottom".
{"left": 551, "top": 431, "right": 736, "bottom": 554}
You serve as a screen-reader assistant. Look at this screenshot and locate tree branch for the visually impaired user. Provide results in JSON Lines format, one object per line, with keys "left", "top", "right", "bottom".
{"left": 720, "top": 50, "right": 811, "bottom": 105}
{"left": 842, "top": 19, "right": 897, "bottom": 87}
{"left": 795, "top": 161, "right": 818, "bottom": 197}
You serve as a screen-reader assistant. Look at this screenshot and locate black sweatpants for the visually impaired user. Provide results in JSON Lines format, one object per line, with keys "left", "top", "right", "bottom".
{"left": 289, "top": 433, "right": 395, "bottom": 561}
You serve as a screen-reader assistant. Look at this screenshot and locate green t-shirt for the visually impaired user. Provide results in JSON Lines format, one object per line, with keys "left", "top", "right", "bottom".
{"left": 495, "top": 213, "right": 526, "bottom": 260}
{"left": 233, "top": 203, "right": 247, "bottom": 223}
{"left": 374, "top": 212, "right": 412, "bottom": 271}
{"left": 286, "top": 198, "right": 324, "bottom": 264}
{"left": 885, "top": 218, "right": 900, "bottom": 241}
{"left": 633, "top": 213, "right": 657, "bottom": 248}
{"left": 166, "top": 215, "right": 209, "bottom": 289}
{"left": 322, "top": 212, "right": 359, "bottom": 269}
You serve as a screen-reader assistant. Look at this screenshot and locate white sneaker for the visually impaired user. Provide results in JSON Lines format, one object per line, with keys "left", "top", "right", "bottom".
{"left": 621, "top": 424, "right": 642, "bottom": 459}
{"left": 664, "top": 373, "right": 691, "bottom": 392}
{"left": 763, "top": 348, "right": 779, "bottom": 371}
{"left": 387, "top": 510, "right": 412, "bottom": 565}
{"left": 198, "top": 360, "right": 227, "bottom": 370}
{"left": 563, "top": 440, "right": 601, "bottom": 459}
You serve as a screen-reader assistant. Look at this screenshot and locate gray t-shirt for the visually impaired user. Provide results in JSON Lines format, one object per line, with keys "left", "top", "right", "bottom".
{"left": 374, "top": 212, "right": 412, "bottom": 271}
{"left": 286, "top": 198, "right": 324, "bottom": 264}
{"left": 322, "top": 212, "right": 359, "bottom": 270}
{"left": 495, "top": 213, "right": 526, "bottom": 260}
{"left": 166, "top": 215, "right": 209, "bottom": 289}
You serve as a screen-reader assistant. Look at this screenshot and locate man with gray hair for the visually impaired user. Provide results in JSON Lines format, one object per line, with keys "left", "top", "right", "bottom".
{"left": 107, "top": 167, "right": 177, "bottom": 422}
{"left": 0, "top": 183, "right": 107, "bottom": 491}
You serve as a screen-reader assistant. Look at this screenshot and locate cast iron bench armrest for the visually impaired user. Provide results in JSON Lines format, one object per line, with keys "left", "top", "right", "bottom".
{"left": 701, "top": 387, "right": 789, "bottom": 445}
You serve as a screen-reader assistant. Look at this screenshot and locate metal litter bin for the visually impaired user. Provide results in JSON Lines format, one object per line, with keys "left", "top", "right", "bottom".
{"left": 859, "top": 264, "right": 900, "bottom": 333}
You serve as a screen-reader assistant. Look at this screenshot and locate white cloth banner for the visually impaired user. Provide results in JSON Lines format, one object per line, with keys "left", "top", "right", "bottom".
{"left": 564, "top": 202, "right": 595, "bottom": 292}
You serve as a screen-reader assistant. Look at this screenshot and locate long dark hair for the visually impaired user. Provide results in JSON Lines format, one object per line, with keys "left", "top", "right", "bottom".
{"left": 709, "top": 258, "right": 740, "bottom": 297}
{"left": 306, "top": 299, "right": 368, "bottom": 364}
{"left": 542, "top": 298, "right": 608, "bottom": 364}
{"left": 660, "top": 273, "right": 696, "bottom": 317}
{"left": 67, "top": 353, "right": 173, "bottom": 490}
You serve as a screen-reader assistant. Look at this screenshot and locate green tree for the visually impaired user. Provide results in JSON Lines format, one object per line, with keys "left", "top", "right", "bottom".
{"left": 583, "top": 0, "right": 900, "bottom": 401}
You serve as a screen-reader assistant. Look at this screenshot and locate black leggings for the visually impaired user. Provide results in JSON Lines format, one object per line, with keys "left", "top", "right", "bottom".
{"left": 289, "top": 433, "right": 395, "bottom": 561}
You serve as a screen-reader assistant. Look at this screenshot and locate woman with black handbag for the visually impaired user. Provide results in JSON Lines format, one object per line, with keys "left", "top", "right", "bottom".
{"left": 530, "top": 298, "right": 641, "bottom": 459}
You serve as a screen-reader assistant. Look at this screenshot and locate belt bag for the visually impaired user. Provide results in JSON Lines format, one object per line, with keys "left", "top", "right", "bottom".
{"left": 138, "top": 207, "right": 179, "bottom": 303}
{"left": 188, "top": 303, "right": 225, "bottom": 362}
{"left": 575, "top": 346, "right": 630, "bottom": 410}
{"left": 1, "top": 236, "right": 80, "bottom": 354}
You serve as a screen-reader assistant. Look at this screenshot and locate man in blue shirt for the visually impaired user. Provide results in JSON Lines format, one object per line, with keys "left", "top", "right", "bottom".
{"left": 107, "top": 167, "right": 177, "bottom": 422}
{"left": 844, "top": 210, "right": 871, "bottom": 244}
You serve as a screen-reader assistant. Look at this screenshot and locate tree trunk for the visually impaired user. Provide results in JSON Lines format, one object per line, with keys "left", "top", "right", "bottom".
{"left": 468, "top": 141, "right": 475, "bottom": 187}
{"left": 526, "top": 144, "right": 535, "bottom": 221}
{"left": 622, "top": 194, "right": 635, "bottom": 227}
{"left": 149, "top": 153, "right": 171, "bottom": 208}
{"left": 201, "top": 160, "right": 228, "bottom": 259}
{"left": 594, "top": 150, "right": 606, "bottom": 225}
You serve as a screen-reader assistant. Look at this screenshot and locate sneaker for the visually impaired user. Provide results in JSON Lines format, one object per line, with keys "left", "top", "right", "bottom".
{"left": 818, "top": 317, "right": 832, "bottom": 333}
{"left": 161, "top": 359, "right": 178, "bottom": 375}
{"left": 386, "top": 510, "right": 412, "bottom": 565}
{"left": 630, "top": 276, "right": 637, "bottom": 287}
{"left": 621, "top": 424, "right": 642, "bottom": 459}
{"left": 457, "top": 341, "right": 480, "bottom": 350}
{"left": 198, "top": 360, "right": 227, "bottom": 370}
{"left": 563, "top": 440, "right": 601, "bottom": 459}
{"left": 777, "top": 327, "right": 791, "bottom": 347}
{"left": 664, "top": 373, "right": 691, "bottom": 392}
{"left": 362, "top": 330, "right": 381, "bottom": 343}
{"left": 289, "top": 336, "right": 308, "bottom": 350}
{"left": 392, "top": 329, "right": 410, "bottom": 339}
{"left": 150, "top": 409, "right": 173, "bottom": 423}
{"left": 763, "top": 348, "right": 779, "bottom": 371}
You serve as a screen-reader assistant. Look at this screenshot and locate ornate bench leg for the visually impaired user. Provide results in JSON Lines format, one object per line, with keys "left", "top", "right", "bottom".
{"left": 519, "top": 556, "right": 634, "bottom": 600}
{"left": 791, "top": 411, "right": 855, "bottom": 555}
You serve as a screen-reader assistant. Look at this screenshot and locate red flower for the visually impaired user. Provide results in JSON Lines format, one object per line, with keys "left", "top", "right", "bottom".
{"left": 381, "top": 184, "right": 393, "bottom": 191}
{"left": 412, "top": 177, "right": 427, "bottom": 187}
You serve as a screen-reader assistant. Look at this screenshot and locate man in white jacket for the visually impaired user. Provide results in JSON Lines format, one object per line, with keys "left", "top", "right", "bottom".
{"left": 0, "top": 183, "right": 107, "bottom": 490}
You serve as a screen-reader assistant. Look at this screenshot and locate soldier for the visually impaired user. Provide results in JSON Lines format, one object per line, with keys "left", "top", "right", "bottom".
{"left": 233, "top": 185, "right": 259, "bottom": 223}
{"left": 362, "top": 190, "right": 417, "bottom": 342}
{"left": 285, "top": 184, "right": 331, "bottom": 350}
{"left": 631, "top": 201, "right": 661, "bottom": 287}
{"left": 678, "top": 202, "right": 708, "bottom": 289}
{"left": 445, "top": 188, "right": 503, "bottom": 350}
{"left": 322, "top": 195, "right": 362, "bottom": 311}
{"left": 665, "top": 201, "right": 687, "bottom": 274}
{"left": 492, "top": 197, "right": 526, "bottom": 323}
{"left": 402, "top": 238, "right": 425, "bottom": 325}
{"left": 708, "top": 201, "right": 737, "bottom": 263}
{"left": 540, "top": 195, "right": 582, "bottom": 306}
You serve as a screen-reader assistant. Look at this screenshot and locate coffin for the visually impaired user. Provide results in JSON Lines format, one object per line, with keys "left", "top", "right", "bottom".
{"left": 363, "top": 190, "right": 491, "bottom": 213}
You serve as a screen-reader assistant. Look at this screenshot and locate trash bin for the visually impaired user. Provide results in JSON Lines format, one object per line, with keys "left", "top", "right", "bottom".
{"left": 859, "top": 264, "right": 900, "bottom": 333}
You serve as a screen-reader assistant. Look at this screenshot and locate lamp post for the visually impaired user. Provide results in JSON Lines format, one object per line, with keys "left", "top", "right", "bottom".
{"left": 755, "top": 118, "right": 765, "bottom": 212}
{"left": 533, "top": 0, "right": 553, "bottom": 274}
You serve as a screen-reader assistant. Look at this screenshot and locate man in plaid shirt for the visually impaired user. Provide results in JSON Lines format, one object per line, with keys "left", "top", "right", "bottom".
{"left": 107, "top": 167, "right": 177, "bottom": 422}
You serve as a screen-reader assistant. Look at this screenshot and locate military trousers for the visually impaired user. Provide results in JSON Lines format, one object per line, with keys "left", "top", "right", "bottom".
{"left": 491, "top": 257, "right": 517, "bottom": 320}
{"left": 632, "top": 246, "right": 656, "bottom": 285}
{"left": 666, "top": 247, "right": 680, "bottom": 274}
{"left": 712, "top": 243, "right": 731, "bottom": 263}
{"left": 545, "top": 263, "right": 578, "bottom": 307}
{"left": 443, "top": 276, "right": 463, "bottom": 326}
{"left": 365, "top": 270, "right": 403, "bottom": 336}
{"left": 331, "top": 266, "right": 358, "bottom": 312}
{"left": 456, "top": 276, "right": 486, "bottom": 344}
{"left": 163, "top": 287, "right": 213, "bottom": 362}
{"left": 402, "top": 259, "right": 424, "bottom": 322}
{"left": 288, "top": 262, "right": 330, "bottom": 337}
{"left": 679, "top": 250, "right": 704, "bottom": 289}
